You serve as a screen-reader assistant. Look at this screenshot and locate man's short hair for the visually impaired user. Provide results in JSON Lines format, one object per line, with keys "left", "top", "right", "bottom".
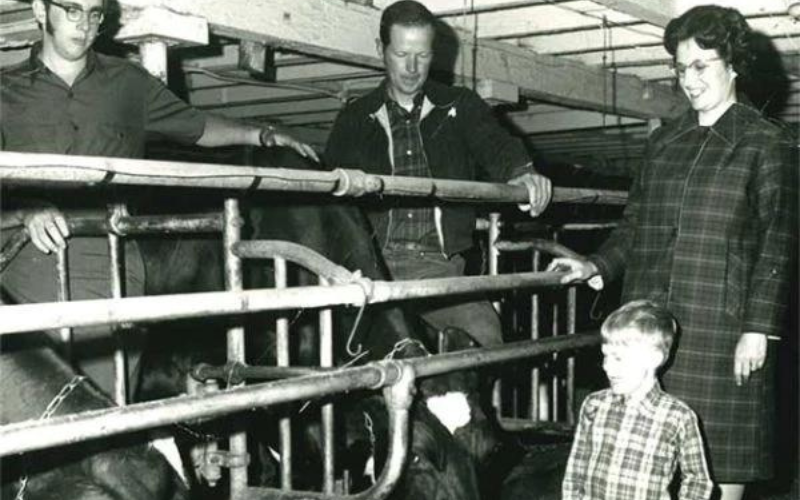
{"left": 379, "top": 0, "right": 437, "bottom": 46}
{"left": 600, "top": 300, "right": 676, "bottom": 362}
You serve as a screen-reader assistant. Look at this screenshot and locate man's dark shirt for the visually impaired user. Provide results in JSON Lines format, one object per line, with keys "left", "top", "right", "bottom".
{"left": 1, "top": 46, "right": 206, "bottom": 159}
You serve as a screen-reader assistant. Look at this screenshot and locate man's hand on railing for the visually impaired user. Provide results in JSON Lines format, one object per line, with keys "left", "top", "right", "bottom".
{"left": 21, "top": 207, "right": 70, "bottom": 254}
{"left": 508, "top": 171, "right": 552, "bottom": 217}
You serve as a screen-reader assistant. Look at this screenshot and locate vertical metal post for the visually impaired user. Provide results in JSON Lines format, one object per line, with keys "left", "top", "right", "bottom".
{"left": 56, "top": 247, "right": 72, "bottom": 360}
{"left": 529, "top": 250, "right": 540, "bottom": 422}
{"left": 108, "top": 204, "right": 127, "bottom": 406}
{"left": 487, "top": 212, "right": 502, "bottom": 415}
{"left": 274, "top": 257, "right": 292, "bottom": 490}
{"left": 566, "top": 285, "right": 577, "bottom": 425}
{"left": 550, "top": 232, "right": 561, "bottom": 422}
{"left": 223, "top": 199, "right": 248, "bottom": 497}
{"left": 319, "top": 277, "right": 335, "bottom": 494}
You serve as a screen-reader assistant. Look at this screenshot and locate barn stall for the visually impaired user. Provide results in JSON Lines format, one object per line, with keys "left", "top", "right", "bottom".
{"left": 1, "top": 0, "right": 797, "bottom": 499}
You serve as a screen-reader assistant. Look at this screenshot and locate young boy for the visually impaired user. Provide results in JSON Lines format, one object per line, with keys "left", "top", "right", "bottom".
{"left": 562, "top": 300, "right": 713, "bottom": 500}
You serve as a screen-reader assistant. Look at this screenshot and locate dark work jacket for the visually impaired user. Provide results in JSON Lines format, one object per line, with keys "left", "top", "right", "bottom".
{"left": 324, "top": 80, "right": 532, "bottom": 256}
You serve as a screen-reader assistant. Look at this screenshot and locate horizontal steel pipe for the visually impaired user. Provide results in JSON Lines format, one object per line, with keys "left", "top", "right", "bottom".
{"left": 0, "top": 272, "right": 568, "bottom": 335}
{"left": 193, "top": 363, "right": 333, "bottom": 383}
{"left": 0, "top": 151, "right": 626, "bottom": 205}
{"left": 0, "top": 361, "right": 405, "bottom": 457}
{"left": 0, "top": 334, "right": 598, "bottom": 458}
{"left": 408, "top": 333, "right": 600, "bottom": 379}
{"left": 239, "top": 364, "right": 416, "bottom": 500}
{"left": 495, "top": 239, "right": 584, "bottom": 259}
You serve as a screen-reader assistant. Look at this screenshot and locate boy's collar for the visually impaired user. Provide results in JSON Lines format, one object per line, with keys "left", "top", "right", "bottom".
{"left": 612, "top": 378, "right": 661, "bottom": 406}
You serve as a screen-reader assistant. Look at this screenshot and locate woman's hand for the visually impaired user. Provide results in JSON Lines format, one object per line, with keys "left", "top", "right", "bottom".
{"left": 734, "top": 332, "right": 767, "bottom": 386}
{"left": 546, "top": 257, "right": 599, "bottom": 285}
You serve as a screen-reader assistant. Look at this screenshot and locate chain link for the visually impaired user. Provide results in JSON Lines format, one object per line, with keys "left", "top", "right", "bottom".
{"left": 15, "top": 375, "right": 87, "bottom": 500}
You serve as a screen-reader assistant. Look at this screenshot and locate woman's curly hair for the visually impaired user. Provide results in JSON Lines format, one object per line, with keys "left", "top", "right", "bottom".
{"left": 664, "top": 5, "right": 754, "bottom": 77}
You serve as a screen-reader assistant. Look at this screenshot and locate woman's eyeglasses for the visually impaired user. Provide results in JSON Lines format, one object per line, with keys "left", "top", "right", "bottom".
{"left": 47, "top": 0, "right": 104, "bottom": 25}
{"left": 670, "top": 57, "right": 722, "bottom": 80}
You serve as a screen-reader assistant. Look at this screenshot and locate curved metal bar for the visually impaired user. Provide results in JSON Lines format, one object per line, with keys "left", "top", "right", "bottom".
{"left": 494, "top": 238, "right": 584, "bottom": 260}
{"left": 233, "top": 240, "right": 354, "bottom": 284}
{"left": 236, "top": 363, "right": 415, "bottom": 500}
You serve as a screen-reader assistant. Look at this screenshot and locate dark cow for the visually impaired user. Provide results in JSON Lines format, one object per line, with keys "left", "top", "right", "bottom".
{"left": 0, "top": 338, "right": 188, "bottom": 500}
{"left": 135, "top": 147, "right": 485, "bottom": 499}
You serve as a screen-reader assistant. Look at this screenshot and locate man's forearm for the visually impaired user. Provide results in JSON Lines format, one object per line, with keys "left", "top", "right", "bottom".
{"left": 194, "top": 114, "right": 261, "bottom": 148}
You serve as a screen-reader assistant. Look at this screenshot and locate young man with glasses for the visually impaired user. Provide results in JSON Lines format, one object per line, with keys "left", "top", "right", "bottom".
{"left": 0, "top": 0, "right": 318, "bottom": 398}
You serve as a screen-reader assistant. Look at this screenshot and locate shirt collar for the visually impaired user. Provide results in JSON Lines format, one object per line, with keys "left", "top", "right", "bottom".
{"left": 27, "top": 42, "right": 102, "bottom": 82}
{"left": 383, "top": 81, "right": 425, "bottom": 113}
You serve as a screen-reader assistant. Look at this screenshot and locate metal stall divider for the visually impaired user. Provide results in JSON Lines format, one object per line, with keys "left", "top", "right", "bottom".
{"left": 1, "top": 151, "right": 622, "bottom": 499}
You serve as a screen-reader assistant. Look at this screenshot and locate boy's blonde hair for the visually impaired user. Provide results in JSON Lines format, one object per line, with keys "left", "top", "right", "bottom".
{"left": 600, "top": 300, "right": 677, "bottom": 365}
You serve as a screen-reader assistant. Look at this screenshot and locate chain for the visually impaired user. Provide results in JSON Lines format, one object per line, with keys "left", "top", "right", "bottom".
{"left": 15, "top": 375, "right": 87, "bottom": 500}
{"left": 384, "top": 338, "right": 430, "bottom": 360}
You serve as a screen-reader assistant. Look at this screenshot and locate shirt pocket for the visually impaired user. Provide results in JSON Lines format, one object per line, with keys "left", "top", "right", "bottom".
{"left": 92, "top": 123, "right": 145, "bottom": 157}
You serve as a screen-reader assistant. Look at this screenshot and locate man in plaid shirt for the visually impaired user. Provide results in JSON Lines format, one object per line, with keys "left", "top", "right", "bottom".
{"left": 563, "top": 300, "right": 712, "bottom": 500}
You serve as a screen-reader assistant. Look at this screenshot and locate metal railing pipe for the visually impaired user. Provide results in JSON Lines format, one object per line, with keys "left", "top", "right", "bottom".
{"left": 274, "top": 257, "right": 293, "bottom": 490}
{"left": 0, "top": 361, "right": 405, "bottom": 457}
{"left": 409, "top": 333, "right": 600, "bottom": 381}
{"left": 238, "top": 364, "right": 416, "bottom": 500}
{"left": 319, "top": 277, "right": 336, "bottom": 494}
{"left": 0, "top": 152, "right": 627, "bottom": 205}
{"left": 0, "top": 272, "right": 572, "bottom": 336}
{"left": 0, "top": 336, "right": 599, "bottom": 458}
{"left": 223, "top": 199, "right": 248, "bottom": 497}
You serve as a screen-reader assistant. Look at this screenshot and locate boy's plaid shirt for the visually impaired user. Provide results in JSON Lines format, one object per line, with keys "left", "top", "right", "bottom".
{"left": 563, "top": 384, "right": 713, "bottom": 500}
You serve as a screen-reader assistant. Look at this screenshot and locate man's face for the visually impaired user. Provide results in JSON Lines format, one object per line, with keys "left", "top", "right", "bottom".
{"left": 35, "top": 0, "right": 104, "bottom": 63}
{"left": 380, "top": 24, "right": 434, "bottom": 106}
{"left": 601, "top": 338, "right": 661, "bottom": 397}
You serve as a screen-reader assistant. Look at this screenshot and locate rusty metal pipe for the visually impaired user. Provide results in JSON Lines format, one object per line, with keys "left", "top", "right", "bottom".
{"left": 108, "top": 204, "right": 128, "bottom": 406}
{"left": 0, "top": 361, "right": 405, "bottom": 457}
{"left": 224, "top": 199, "right": 248, "bottom": 497}
{"left": 0, "top": 272, "right": 572, "bottom": 336}
{"left": 274, "top": 257, "right": 293, "bottom": 490}
{"left": 235, "top": 240, "right": 353, "bottom": 283}
{"left": 409, "top": 333, "right": 600, "bottom": 380}
{"left": 494, "top": 239, "right": 584, "bottom": 259}
{"left": 319, "top": 277, "right": 335, "bottom": 494}
{"left": 0, "top": 152, "right": 626, "bottom": 205}
{"left": 0, "top": 336, "right": 598, "bottom": 458}
{"left": 192, "top": 363, "right": 334, "bottom": 383}
{"left": 235, "top": 364, "right": 415, "bottom": 500}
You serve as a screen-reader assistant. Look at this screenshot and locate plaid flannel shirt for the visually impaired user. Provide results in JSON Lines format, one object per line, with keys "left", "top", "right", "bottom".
{"left": 563, "top": 384, "right": 712, "bottom": 500}
{"left": 384, "top": 94, "right": 439, "bottom": 251}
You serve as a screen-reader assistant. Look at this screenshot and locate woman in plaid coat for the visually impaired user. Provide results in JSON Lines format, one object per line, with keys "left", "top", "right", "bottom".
{"left": 550, "top": 6, "right": 797, "bottom": 500}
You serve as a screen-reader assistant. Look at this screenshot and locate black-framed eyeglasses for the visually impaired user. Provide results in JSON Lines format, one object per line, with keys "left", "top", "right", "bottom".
{"left": 47, "top": 0, "right": 104, "bottom": 25}
{"left": 670, "top": 57, "right": 722, "bottom": 80}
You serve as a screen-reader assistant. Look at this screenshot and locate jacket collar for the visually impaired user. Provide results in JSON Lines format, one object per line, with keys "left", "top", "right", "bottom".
{"left": 365, "top": 78, "right": 460, "bottom": 115}
{"left": 658, "top": 102, "right": 756, "bottom": 147}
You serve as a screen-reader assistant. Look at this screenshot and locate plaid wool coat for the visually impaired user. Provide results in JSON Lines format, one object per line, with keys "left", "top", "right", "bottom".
{"left": 591, "top": 103, "right": 797, "bottom": 481}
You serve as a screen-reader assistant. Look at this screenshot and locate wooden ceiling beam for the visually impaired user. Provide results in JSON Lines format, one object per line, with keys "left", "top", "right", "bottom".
{"left": 118, "top": 0, "right": 685, "bottom": 119}
{"left": 589, "top": 0, "right": 674, "bottom": 27}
